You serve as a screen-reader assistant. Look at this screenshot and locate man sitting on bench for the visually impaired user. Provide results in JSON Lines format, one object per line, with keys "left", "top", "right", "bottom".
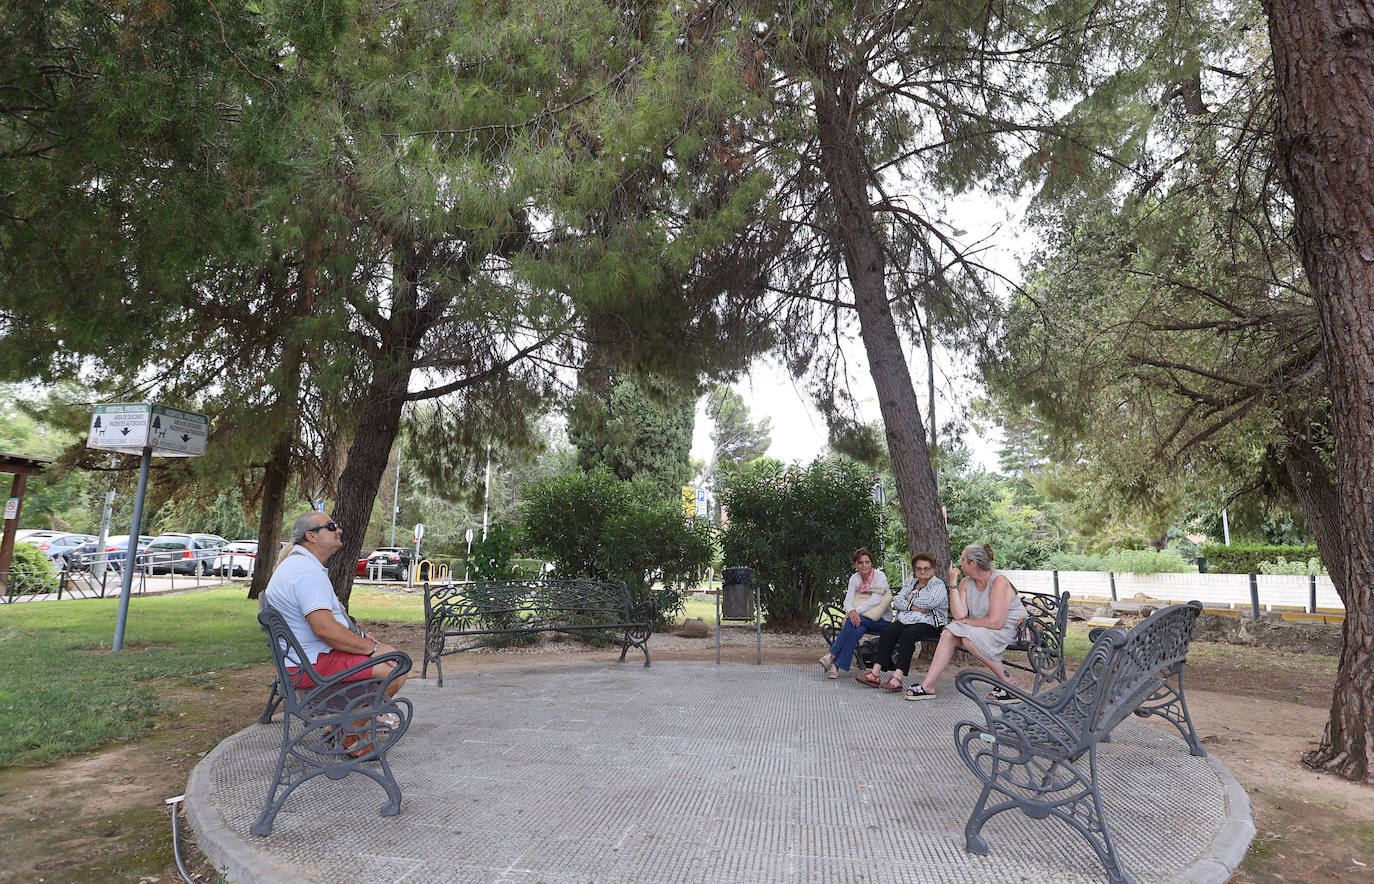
{"left": 263, "top": 511, "right": 409, "bottom": 743}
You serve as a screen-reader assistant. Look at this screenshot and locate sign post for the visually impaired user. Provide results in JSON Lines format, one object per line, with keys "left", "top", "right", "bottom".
{"left": 88, "top": 403, "right": 208, "bottom": 651}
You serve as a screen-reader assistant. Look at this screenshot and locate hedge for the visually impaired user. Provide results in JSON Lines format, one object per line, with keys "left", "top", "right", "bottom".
{"left": 1198, "top": 543, "right": 1321, "bottom": 574}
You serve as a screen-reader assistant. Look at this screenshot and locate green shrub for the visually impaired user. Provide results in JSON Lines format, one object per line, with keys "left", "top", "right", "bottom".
{"left": 7, "top": 542, "right": 59, "bottom": 595}
{"left": 520, "top": 468, "right": 714, "bottom": 627}
{"left": 1199, "top": 543, "right": 1322, "bottom": 574}
{"left": 718, "top": 459, "right": 882, "bottom": 630}
{"left": 1044, "top": 548, "right": 1194, "bottom": 574}
{"left": 510, "top": 558, "right": 546, "bottom": 579}
{"left": 464, "top": 523, "right": 519, "bottom": 581}
{"left": 1256, "top": 556, "right": 1326, "bottom": 576}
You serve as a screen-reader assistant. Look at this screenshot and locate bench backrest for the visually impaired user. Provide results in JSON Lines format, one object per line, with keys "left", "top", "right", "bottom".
{"left": 1094, "top": 601, "right": 1203, "bottom": 731}
{"left": 425, "top": 578, "right": 634, "bottom": 628}
{"left": 1048, "top": 601, "right": 1203, "bottom": 748}
{"left": 258, "top": 605, "right": 326, "bottom": 712}
{"left": 1014, "top": 589, "right": 1070, "bottom": 684}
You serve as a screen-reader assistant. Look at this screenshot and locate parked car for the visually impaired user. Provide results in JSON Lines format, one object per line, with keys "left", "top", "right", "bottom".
{"left": 69, "top": 535, "right": 156, "bottom": 571}
{"left": 356, "top": 551, "right": 373, "bottom": 577}
{"left": 141, "top": 533, "right": 228, "bottom": 575}
{"left": 14, "top": 528, "right": 57, "bottom": 543}
{"left": 212, "top": 540, "right": 259, "bottom": 577}
{"left": 364, "top": 547, "right": 415, "bottom": 581}
{"left": 21, "top": 532, "right": 96, "bottom": 569}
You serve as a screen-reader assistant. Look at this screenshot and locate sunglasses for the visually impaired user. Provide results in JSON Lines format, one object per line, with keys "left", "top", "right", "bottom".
{"left": 311, "top": 521, "right": 340, "bottom": 533}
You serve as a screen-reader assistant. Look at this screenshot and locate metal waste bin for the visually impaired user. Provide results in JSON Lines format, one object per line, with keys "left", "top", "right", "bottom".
{"left": 717, "top": 566, "right": 761, "bottom": 665}
{"left": 721, "top": 566, "right": 755, "bottom": 620}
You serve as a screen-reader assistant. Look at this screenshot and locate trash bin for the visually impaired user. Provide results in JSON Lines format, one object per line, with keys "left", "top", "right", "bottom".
{"left": 720, "top": 566, "right": 755, "bottom": 620}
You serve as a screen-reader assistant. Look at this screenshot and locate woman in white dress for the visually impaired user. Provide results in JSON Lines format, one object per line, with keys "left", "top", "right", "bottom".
{"left": 905, "top": 543, "right": 1025, "bottom": 700}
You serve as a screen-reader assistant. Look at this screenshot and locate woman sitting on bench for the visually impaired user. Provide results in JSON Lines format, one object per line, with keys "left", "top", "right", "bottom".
{"left": 905, "top": 543, "right": 1025, "bottom": 700}
{"left": 857, "top": 551, "right": 948, "bottom": 691}
{"left": 818, "top": 548, "right": 891, "bottom": 678}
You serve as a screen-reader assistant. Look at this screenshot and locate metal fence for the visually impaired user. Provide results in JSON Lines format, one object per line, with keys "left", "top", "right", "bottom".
{"left": 2, "top": 548, "right": 232, "bottom": 604}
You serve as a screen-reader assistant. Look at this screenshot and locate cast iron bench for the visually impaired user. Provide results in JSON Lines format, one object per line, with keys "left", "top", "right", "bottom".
{"left": 952, "top": 600, "right": 1206, "bottom": 884}
{"left": 253, "top": 605, "right": 413, "bottom": 836}
{"left": 817, "top": 587, "right": 1070, "bottom": 690}
{"left": 423, "top": 578, "right": 653, "bottom": 686}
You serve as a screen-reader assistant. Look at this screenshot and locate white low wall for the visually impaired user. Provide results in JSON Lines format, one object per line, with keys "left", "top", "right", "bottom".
{"left": 1000, "top": 570, "right": 1343, "bottom": 613}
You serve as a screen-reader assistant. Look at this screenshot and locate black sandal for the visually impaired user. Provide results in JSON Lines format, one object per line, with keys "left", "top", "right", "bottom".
{"left": 985, "top": 686, "right": 1013, "bottom": 701}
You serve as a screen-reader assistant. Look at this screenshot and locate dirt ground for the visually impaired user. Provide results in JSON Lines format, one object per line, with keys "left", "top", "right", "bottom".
{"left": 0, "top": 622, "right": 1369, "bottom": 883}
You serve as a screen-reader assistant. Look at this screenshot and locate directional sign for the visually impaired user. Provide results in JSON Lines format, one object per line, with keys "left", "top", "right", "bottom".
{"left": 88, "top": 403, "right": 152, "bottom": 453}
{"left": 149, "top": 404, "right": 207, "bottom": 456}
{"left": 87, "top": 403, "right": 207, "bottom": 457}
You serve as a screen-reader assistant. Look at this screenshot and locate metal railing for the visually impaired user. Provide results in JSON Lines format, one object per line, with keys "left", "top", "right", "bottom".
{"left": 3, "top": 547, "right": 231, "bottom": 604}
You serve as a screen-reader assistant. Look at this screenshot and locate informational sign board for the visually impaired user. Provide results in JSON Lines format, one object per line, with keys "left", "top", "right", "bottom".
{"left": 87, "top": 403, "right": 207, "bottom": 457}
{"left": 87, "top": 403, "right": 152, "bottom": 453}
{"left": 149, "top": 404, "right": 208, "bottom": 456}
{"left": 4, "top": 498, "right": 17, "bottom": 520}
{"left": 681, "top": 486, "right": 695, "bottom": 518}
{"left": 88, "top": 401, "right": 209, "bottom": 652}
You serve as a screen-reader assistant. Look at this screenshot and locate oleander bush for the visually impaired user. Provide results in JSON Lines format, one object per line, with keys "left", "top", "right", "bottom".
{"left": 719, "top": 458, "right": 882, "bottom": 630}
{"left": 520, "top": 467, "right": 713, "bottom": 627}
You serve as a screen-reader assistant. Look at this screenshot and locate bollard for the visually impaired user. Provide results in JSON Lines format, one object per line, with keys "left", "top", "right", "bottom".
{"left": 1109, "top": 571, "right": 1117, "bottom": 602}
{"left": 1249, "top": 573, "right": 1260, "bottom": 619}
{"left": 1053, "top": 569, "right": 1060, "bottom": 598}
{"left": 1309, "top": 574, "right": 1317, "bottom": 614}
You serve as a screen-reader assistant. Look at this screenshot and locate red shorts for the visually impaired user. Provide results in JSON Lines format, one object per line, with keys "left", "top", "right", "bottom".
{"left": 288, "top": 649, "right": 375, "bottom": 689}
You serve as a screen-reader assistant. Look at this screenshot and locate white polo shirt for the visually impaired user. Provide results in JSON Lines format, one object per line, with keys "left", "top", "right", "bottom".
{"left": 263, "top": 545, "right": 352, "bottom": 665}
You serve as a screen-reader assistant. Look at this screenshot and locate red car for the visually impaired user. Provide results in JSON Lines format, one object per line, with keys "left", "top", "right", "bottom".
{"left": 356, "top": 551, "right": 372, "bottom": 577}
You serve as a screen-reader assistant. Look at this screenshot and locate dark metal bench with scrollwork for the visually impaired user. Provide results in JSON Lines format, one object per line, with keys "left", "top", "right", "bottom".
{"left": 423, "top": 578, "right": 653, "bottom": 686}
{"left": 817, "top": 587, "right": 1070, "bottom": 690}
{"left": 253, "top": 605, "right": 413, "bottom": 836}
{"left": 952, "top": 600, "right": 1206, "bottom": 884}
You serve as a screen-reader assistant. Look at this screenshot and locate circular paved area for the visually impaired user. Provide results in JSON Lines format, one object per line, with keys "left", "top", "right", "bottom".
{"left": 187, "top": 661, "right": 1252, "bottom": 883}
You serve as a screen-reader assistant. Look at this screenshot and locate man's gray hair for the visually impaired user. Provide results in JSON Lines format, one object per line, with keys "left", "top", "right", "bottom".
{"left": 275, "top": 511, "right": 327, "bottom": 569}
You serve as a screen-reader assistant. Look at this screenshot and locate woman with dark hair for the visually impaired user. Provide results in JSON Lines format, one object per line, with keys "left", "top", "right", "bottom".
{"left": 818, "top": 548, "right": 891, "bottom": 679}
{"left": 857, "top": 552, "right": 947, "bottom": 691}
{"left": 905, "top": 543, "right": 1025, "bottom": 700}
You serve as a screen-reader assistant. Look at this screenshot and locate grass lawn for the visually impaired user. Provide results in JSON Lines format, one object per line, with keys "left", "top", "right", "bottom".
{"left": 0, "top": 585, "right": 424, "bottom": 766}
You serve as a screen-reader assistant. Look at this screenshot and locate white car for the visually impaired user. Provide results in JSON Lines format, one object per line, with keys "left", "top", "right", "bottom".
{"left": 213, "top": 541, "right": 259, "bottom": 577}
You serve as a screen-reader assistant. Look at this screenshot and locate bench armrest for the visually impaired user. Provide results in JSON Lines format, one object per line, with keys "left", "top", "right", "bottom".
{"left": 295, "top": 650, "right": 412, "bottom": 705}
{"left": 955, "top": 669, "right": 1080, "bottom": 755}
{"left": 628, "top": 599, "right": 655, "bottom": 626}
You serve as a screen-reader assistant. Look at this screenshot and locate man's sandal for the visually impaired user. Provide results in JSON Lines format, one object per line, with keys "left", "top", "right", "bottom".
{"left": 855, "top": 671, "right": 883, "bottom": 688}
{"left": 904, "top": 684, "right": 935, "bottom": 700}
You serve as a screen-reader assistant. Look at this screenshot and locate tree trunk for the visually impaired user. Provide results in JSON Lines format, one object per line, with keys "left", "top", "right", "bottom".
{"left": 247, "top": 433, "right": 293, "bottom": 600}
{"left": 811, "top": 61, "right": 951, "bottom": 574}
{"left": 327, "top": 362, "right": 413, "bottom": 607}
{"left": 1266, "top": 0, "right": 1374, "bottom": 784}
{"left": 1283, "top": 436, "right": 1348, "bottom": 600}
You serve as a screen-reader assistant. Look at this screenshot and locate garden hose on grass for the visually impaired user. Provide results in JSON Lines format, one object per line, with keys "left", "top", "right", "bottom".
{"left": 166, "top": 794, "right": 194, "bottom": 883}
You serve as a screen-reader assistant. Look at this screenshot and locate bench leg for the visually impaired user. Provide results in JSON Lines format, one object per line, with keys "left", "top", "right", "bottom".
{"left": 1134, "top": 666, "right": 1206, "bottom": 756}
{"left": 619, "top": 627, "right": 652, "bottom": 667}
{"left": 257, "top": 679, "right": 283, "bottom": 725}
{"left": 958, "top": 733, "right": 1135, "bottom": 884}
